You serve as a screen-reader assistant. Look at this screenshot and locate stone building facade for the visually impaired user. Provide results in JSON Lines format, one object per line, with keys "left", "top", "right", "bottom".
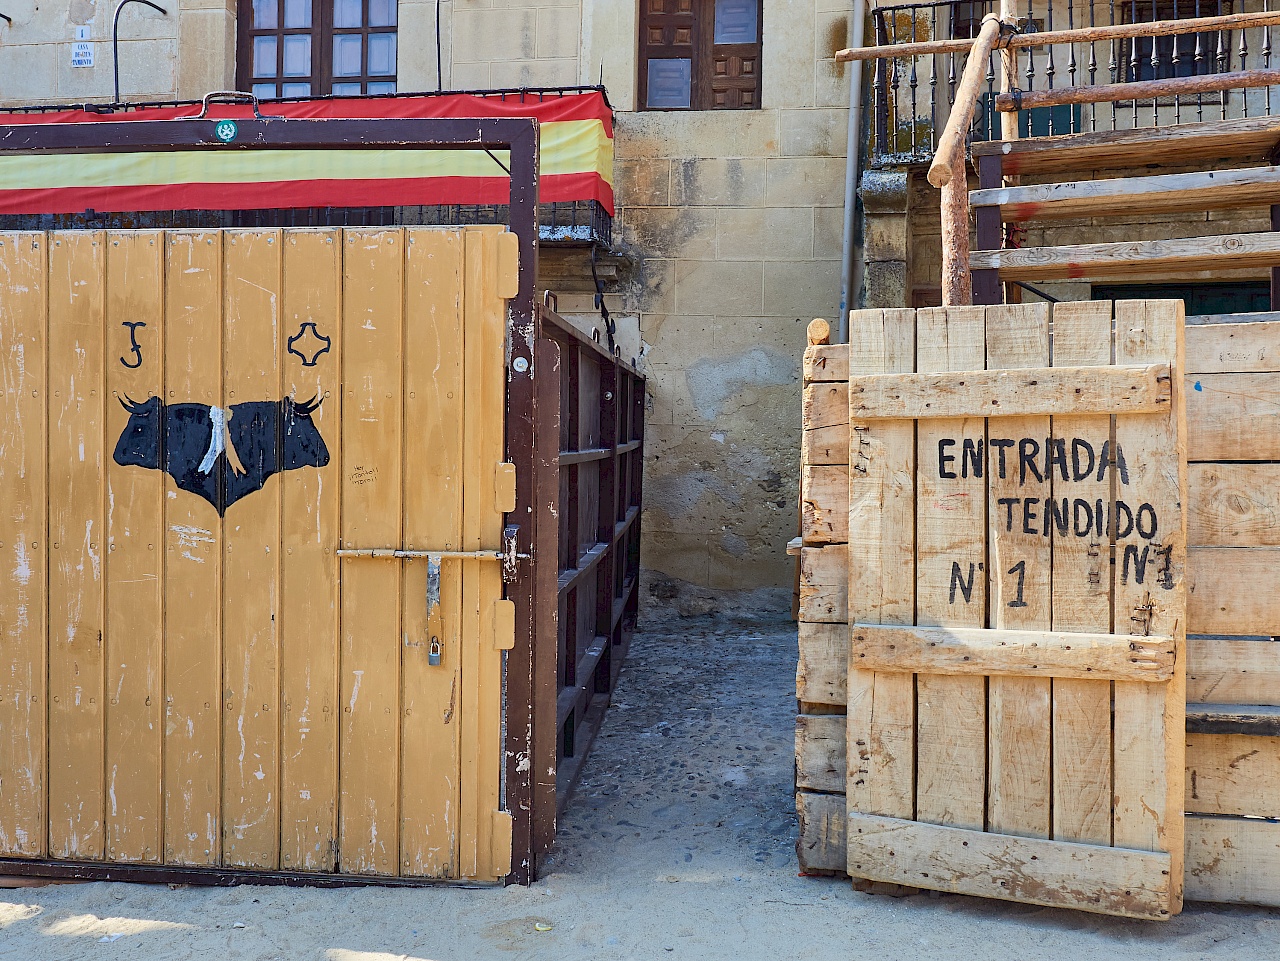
{"left": 0, "top": 0, "right": 856, "bottom": 611}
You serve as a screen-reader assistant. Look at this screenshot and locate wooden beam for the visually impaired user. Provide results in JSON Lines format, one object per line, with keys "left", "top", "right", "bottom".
{"left": 1188, "top": 548, "right": 1280, "bottom": 635}
{"left": 971, "top": 231, "right": 1280, "bottom": 281}
{"left": 1186, "top": 732, "right": 1280, "bottom": 818}
{"left": 1187, "top": 637, "right": 1280, "bottom": 705}
{"left": 1187, "top": 814, "right": 1280, "bottom": 907}
{"left": 971, "top": 116, "right": 1280, "bottom": 177}
{"left": 971, "top": 165, "right": 1280, "bottom": 222}
{"left": 996, "top": 68, "right": 1280, "bottom": 113}
{"left": 836, "top": 10, "right": 1280, "bottom": 61}
{"left": 848, "top": 363, "right": 1172, "bottom": 418}
{"left": 1185, "top": 322, "right": 1280, "bottom": 374}
{"left": 1189, "top": 463, "right": 1280, "bottom": 547}
{"left": 796, "top": 790, "right": 847, "bottom": 874}
{"left": 796, "top": 714, "right": 846, "bottom": 793}
{"left": 851, "top": 624, "right": 1176, "bottom": 682}
{"left": 1187, "top": 703, "right": 1280, "bottom": 738}
{"left": 930, "top": 16, "right": 1004, "bottom": 189}
{"left": 1187, "top": 372, "right": 1280, "bottom": 460}
{"left": 846, "top": 813, "right": 1176, "bottom": 919}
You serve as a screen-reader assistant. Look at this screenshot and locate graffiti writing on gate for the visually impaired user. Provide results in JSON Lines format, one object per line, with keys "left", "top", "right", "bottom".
{"left": 938, "top": 434, "right": 1173, "bottom": 607}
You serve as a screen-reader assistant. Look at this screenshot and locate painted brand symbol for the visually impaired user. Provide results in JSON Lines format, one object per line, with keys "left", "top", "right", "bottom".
{"left": 287, "top": 321, "right": 333, "bottom": 367}
{"left": 214, "top": 120, "right": 238, "bottom": 143}
{"left": 114, "top": 395, "right": 329, "bottom": 515}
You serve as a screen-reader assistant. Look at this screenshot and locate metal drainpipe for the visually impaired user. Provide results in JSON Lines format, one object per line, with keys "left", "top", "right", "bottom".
{"left": 837, "top": 0, "right": 868, "bottom": 344}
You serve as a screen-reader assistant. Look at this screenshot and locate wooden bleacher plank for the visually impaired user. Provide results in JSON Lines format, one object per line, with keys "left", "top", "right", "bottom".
{"left": 971, "top": 231, "right": 1280, "bottom": 281}
{"left": 970, "top": 164, "right": 1280, "bottom": 222}
{"left": 970, "top": 115, "right": 1280, "bottom": 176}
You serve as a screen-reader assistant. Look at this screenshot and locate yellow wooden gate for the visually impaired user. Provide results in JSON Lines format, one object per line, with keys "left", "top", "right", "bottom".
{"left": 0, "top": 225, "right": 516, "bottom": 881}
{"left": 798, "top": 301, "right": 1187, "bottom": 918}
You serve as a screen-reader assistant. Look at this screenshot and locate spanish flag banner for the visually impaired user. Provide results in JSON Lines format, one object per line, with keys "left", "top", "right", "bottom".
{"left": 0, "top": 90, "right": 614, "bottom": 216}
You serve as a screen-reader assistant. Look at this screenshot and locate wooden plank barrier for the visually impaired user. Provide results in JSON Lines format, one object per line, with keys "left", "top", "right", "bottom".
{"left": 0, "top": 227, "right": 516, "bottom": 884}
{"left": 800, "top": 302, "right": 1189, "bottom": 918}
{"left": 799, "top": 310, "right": 1280, "bottom": 909}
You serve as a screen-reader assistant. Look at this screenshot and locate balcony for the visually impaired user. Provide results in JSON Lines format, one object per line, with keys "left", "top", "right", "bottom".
{"left": 870, "top": 0, "right": 1280, "bottom": 165}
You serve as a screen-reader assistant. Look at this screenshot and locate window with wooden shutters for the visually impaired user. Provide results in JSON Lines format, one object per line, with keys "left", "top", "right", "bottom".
{"left": 639, "top": 0, "right": 762, "bottom": 111}
{"left": 237, "top": 0, "right": 398, "bottom": 99}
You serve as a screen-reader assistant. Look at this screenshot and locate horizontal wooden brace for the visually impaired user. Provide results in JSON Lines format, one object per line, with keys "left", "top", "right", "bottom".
{"left": 971, "top": 115, "right": 1280, "bottom": 177}
{"left": 851, "top": 624, "right": 1176, "bottom": 681}
{"left": 848, "top": 363, "right": 1171, "bottom": 419}
{"left": 970, "top": 165, "right": 1280, "bottom": 223}
{"left": 835, "top": 11, "right": 1280, "bottom": 61}
{"left": 971, "top": 231, "right": 1280, "bottom": 281}
{"left": 995, "top": 68, "right": 1280, "bottom": 113}
{"left": 846, "top": 813, "right": 1175, "bottom": 919}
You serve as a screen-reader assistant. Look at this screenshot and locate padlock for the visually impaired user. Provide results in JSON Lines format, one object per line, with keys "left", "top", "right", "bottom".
{"left": 428, "top": 637, "right": 442, "bottom": 666}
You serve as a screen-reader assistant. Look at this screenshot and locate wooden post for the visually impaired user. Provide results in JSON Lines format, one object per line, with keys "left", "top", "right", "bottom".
{"left": 941, "top": 152, "right": 973, "bottom": 306}
{"left": 1271, "top": 206, "right": 1280, "bottom": 311}
{"left": 973, "top": 153, "right": 1003, "bottom": 306}
{"left": 928, "top": 15, "right": 1005, "bottom": 188}
{"left": 999, "top": 0, "right": 1019, "bottom": 142}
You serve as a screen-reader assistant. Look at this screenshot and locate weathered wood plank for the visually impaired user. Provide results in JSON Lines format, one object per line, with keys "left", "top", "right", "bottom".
{"left": 1187, "top": 814, "right": 1280, "bottom": 907}
{"left": 1187, "top": 703, "right": 1280, "bottom": 737}
{"left": 804, "top": 382, "right": 851, "bottom": 430}
{"left": 972, "top": 232, "right": 1280, "bottom": 282}
{"left": 796, "top": 715, "right": 847, "bottom": 794}
{"left": 804, "top": 344, "right": 849, "bottom": 383}
{"left": 802, "top": 465, "right": 849, "bottom": 545}
{"left": 846, "top": 813, "right": 1176, "bottom": 919}
{"left": 971, "top": 115, "right": 1280, "bottom": 177}
{"left": 985, "top": 303, "right": 1053, "bottom": 844}
{"left": 798, "top": 546, "right": 847, "bottom": 624}
{"left": 971, "top": 164, "right": 1280, "bottom": 222}
{"left": 851, "top": 624, "right": 1176, "bottom": 681}
{"left": 796, "top": 790, "right": 847, "bottom": 875}
{"left": 913, "top": 306, "right": 987, "bottom": 832}
{"left": 802, "top": 424, "right": 849, "bottom": 467}
{"left": 845, "top": 364, "right": 1171, "bottom": 420}
{"left": 845, "top": 307, "right": 916, "bottom": 820}
{"left": 797, "top": 621, "right": 846, "bottom": 706}
{"left": 1187, "top": 372, "right": 1280, "bottom": 461}
{"left": 1186, "top": 322, "right": 1280, "bottom": 374}
{"left": 1188, "top": 548, "right": 1280, "bottom": 635}
{"left": 1186, "top": 732, "right": 1280, "bottom": 818}
{"left": 1112, "top": 299, "right": 1187, "bottom": 915}
{"left": 1189, "top": 463, "right": 1280, "bottom": 547}
{"left": 1187, "top": 637, "right": 1280, "bottom": 705}
{"left": 1049, "top": 301, "right": 1116, "bottom": 847}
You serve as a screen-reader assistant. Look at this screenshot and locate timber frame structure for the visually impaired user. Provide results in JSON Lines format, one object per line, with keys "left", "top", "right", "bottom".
{"left": 0, "top": 114, "right": 639, "bottom": 887}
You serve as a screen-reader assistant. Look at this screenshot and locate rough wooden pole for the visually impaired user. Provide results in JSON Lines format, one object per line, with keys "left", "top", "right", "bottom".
{"left": 807, "top": 318, "right": 832, "bottom": 346}
{"left": 928, "top": 15, "right": 1004, "bottom": 188}
{"left": 940, "top": 152, "right": 973, "bottom": 306}
{"left": 999, "top": 0, "right": 1019, "bottom": 142}
{"left": 835, "top": 9, "right": 1280, "bottom": 60}
{"left": 995, "top": 67, "right": 1280, "bottom": 111}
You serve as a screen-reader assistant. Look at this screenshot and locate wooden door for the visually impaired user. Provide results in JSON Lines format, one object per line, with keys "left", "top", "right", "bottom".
{"left": 806, "top": 301, "right": 1187, "bottom": 918}
{"left": 0, "top": 225, "right": 515, "bottom": 882}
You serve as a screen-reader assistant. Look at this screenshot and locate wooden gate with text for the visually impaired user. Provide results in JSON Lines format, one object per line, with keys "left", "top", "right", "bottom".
{"left": 798, "top": 301, "right": 1188, "bottom": 918}
{"left": 0, "top": 225, "right": 516, "bottom": 882}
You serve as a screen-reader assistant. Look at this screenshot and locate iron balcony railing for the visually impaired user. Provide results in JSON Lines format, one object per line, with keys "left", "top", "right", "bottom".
{"left": 870, "top": 0, "right": 1279, "bottom": 164}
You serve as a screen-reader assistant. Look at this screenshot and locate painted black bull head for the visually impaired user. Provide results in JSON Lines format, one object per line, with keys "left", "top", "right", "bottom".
{"left": 114, "top": 395, "right": 330, "bottom": 515}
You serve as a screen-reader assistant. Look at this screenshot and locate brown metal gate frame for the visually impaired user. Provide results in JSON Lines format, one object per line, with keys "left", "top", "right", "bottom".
{"left": 0, "top": 116, "right": 556, "bottom": 886}
{"left": 540, "top": 298, "right": 645, "bottom": 818}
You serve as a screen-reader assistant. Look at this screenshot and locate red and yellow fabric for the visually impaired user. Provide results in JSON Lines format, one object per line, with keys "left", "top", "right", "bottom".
{"left": 0, "top": 90, "right": 614, "bottom": 215}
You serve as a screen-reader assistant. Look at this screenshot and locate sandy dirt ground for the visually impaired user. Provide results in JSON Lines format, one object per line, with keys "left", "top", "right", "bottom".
{"left": 2, "top": 610, "right": 1279, "bottom": 961}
